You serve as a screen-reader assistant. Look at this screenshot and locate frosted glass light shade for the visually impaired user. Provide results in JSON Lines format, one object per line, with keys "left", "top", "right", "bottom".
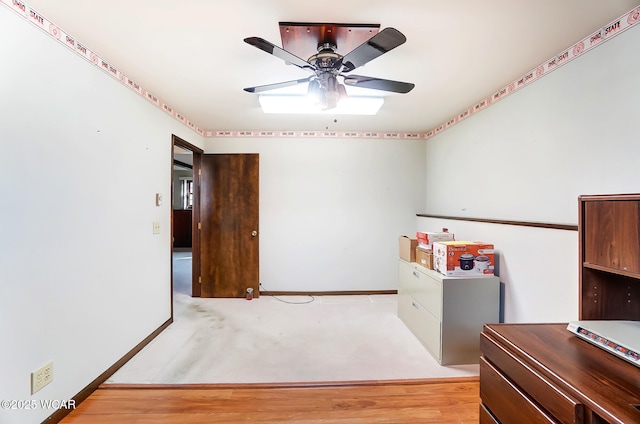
{"left": 258, "top": 94, "right": 384, "bottom": 115}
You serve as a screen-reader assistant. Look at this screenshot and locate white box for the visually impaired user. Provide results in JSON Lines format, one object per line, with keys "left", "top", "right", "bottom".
{"left": 416, "top": 231, "right": 455, "bottom": 249}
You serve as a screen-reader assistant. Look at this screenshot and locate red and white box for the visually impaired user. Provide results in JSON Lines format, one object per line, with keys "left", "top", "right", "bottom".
{"left": 416, "top": 231, "right": 455, "bottom": 249}
{"left": 433, "top": 241, "right": 495, "bottom": 277}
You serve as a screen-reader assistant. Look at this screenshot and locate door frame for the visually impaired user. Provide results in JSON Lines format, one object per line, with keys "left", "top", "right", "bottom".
{"left": 171, "top": 135, "right": 203, "bottom": 309}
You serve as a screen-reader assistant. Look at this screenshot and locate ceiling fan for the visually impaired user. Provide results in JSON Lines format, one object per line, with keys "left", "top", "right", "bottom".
{"left": 243, "top": 23, "right": 415, "bottom": 111}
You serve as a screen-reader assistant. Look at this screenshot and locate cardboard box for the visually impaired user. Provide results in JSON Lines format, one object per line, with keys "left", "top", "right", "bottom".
{"left": 433, "top": 241, "right": 495, "bottom": 276}
{"left": 416, "top": 231, "right": 455, "bottom": 249}
{"left": 398, "top": 236, "right": 418, "bottom": 262}
{"left": 415, "top": 246, "right": 433, "bottom": 269}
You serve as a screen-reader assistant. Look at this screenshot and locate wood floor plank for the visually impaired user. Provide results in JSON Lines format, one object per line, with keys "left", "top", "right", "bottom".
{"left": 60, "top": 378, "right": 480, "bottom": 423}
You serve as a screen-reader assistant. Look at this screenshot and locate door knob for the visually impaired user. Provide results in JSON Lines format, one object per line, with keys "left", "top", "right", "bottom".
{"left": 251, "top": 230, "right": 258, "bottom": 237}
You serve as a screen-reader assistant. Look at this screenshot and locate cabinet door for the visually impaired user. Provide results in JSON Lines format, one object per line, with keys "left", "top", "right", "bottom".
{"left": 584, "top": 200, "right": 640, "bottom": 274}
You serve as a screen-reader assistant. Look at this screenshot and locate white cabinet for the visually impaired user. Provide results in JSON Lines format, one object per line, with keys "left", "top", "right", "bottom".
{"left": 398, "top": 259, "right": 500, "bottom": 365}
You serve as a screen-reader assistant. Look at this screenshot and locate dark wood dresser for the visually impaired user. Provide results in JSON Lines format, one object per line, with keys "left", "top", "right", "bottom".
{"left": 480, "top": 323, "right": 640, "bottom": 423}
{"left": 172, "top": 209, "right": 192, "bottom": 248}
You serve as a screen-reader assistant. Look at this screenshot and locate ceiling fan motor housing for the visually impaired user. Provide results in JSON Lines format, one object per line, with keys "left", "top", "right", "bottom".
{"left": 309, "top": 43, "right": 342, "bottom": 71}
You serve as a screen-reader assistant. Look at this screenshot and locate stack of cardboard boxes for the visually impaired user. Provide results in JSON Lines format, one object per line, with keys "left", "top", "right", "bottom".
{"left": 416, "top": 230, "right": 454, "bottom": 269}
{"left": 398, "top": 230, "right": 495, "bottom": 277}
{"left": 398, "top": 230, "right": 454, "bottom": 269}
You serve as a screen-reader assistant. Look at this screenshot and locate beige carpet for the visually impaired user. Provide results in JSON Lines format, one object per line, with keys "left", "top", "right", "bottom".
{"left": 105, "top": 251, "right": 478, "bottom": 384}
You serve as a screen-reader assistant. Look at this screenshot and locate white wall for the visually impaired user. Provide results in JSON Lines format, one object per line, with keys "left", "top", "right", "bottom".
{"left": 204, "top": 137, "right": 426, "bottom": 292}
{"left": 423, "top": 24, "right": 640, "bottom": 323}
{"left": 0, "top": 8, "right": 203, "bottom": 424}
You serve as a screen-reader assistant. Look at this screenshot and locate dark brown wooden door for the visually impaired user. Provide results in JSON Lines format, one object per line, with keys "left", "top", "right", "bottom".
{"left": 200, "top": 154, "right": 259, "bottom": 298}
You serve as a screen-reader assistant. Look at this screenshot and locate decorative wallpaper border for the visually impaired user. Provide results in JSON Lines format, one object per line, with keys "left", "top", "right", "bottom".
{"left": 2, "top": 0, "right": 639, "bottom": 140}
{"left": 1, "top": 0, "right": 204, "bottom": 135}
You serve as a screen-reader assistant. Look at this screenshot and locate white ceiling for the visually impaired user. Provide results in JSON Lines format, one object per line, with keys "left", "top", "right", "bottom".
{"left": 24, "top": 0, "right": 640, "bottom": 135}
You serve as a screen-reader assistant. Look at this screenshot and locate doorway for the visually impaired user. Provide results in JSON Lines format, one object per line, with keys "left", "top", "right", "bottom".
{"left": 171, "top": 135, "right": 203, "bottom": 305}
{"left": 170, "top": 139, "right": 260, "bottom": 302}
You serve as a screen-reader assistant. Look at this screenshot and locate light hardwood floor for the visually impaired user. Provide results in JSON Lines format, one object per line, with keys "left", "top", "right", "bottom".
{"left": 60, "top": 378, "right": 480, "bottom": 423}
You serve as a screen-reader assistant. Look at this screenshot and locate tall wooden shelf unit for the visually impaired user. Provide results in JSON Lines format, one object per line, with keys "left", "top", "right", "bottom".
{"left": 579, "top": 193, "right": 640, "bottom": 320}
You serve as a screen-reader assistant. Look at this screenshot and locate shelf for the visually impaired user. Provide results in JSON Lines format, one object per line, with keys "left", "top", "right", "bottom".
{"left": 582, "top": 262, "right": 640, "bottom": 280}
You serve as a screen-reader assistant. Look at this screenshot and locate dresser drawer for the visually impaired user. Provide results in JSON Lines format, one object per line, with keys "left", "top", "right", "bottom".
{"left": 480, "top": 357, "right": 557, "bottom": 424}
{"left": 479, "top": 403, "right": 500, "bottom": 424}
{"left": 481, "top": 333, "right": 583, "bottom": 424}
{"left": 398, "top": 288, "right": 441, "bottom": 360}
{"left": 398, "top": 261, "right": 442, "bottom": 319}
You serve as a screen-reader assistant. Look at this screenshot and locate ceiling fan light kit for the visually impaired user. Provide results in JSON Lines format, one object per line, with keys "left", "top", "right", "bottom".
{"left": 244, "top": 22, "right": 414, "bottom": 114}
{"left": 258, "top": 94, "right": 384, "bottom": 115}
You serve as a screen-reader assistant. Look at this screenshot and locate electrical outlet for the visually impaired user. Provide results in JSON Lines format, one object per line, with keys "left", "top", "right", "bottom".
{"left": 153, "top": 221, "right": 160, "bottom": 234}
{"left": 31, "top": 361, "right": 53, "bottom": 394}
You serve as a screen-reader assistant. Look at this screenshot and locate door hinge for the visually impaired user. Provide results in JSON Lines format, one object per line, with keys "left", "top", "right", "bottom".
{"left": 198, "top": 168, "right": 202, "bottom": 176}
{"left": 198, "top": 222, "right": 201, "bottom": 230}
{"left": 198, "top": 276, "right": 202, "bottom": 284}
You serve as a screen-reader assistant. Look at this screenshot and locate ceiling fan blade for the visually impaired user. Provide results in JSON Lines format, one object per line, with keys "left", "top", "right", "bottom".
{"left": 244, "top": 76, "right": 313, "bottom": 93}
{"left": 340, "top": 28, "right": 407, "bottom": 72}
{"left": 342, "top": 75, "right": 415, "bottom": 93}
{"left": 244, "top": 37, "right": 313, "bottom": 70}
